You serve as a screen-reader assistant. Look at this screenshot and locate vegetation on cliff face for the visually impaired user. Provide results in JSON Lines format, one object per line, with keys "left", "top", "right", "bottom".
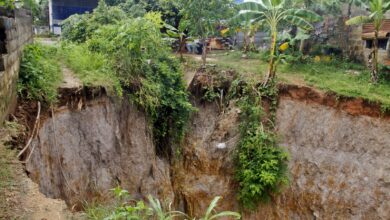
{"left": 197, "top": 69, "right": 290, "bottom": 209}
{"left": 229, "top": 79, "right": 289, "bottom": 209}
{"left": 60, "top": 3, "right": 194, "bottom": 157}
{"left": 86, "top": 187, "right": 241, "bottom": 220}
{"left": 18, "top": 0, "right": 390, "bottom": 216}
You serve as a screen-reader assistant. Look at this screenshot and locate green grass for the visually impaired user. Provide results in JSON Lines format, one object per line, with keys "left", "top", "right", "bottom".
{"left": 207, "top": 51, "right": 268, "bottom": 76}
{"left": 280, "top": 62, "right": 390, "bottom": 110}
{"left": 59, "top": 43, "right": 122, "bottom": 95}
{"left": 19, "top": 43, "right": 63, "bottom": 104}
{"left": 196, "top": 51, "right": 390, "bottom": 111}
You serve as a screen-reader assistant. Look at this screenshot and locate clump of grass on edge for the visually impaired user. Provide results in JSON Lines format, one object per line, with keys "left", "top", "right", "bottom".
{"left": 194, "top": 51, "right": 390, "bottom": 111}
{"left": 280, "top": 61, "right": 390, "bottom": 111}
{"left": 18, "top": 43, "right": 62, "bottom": 104}
{"left": 59, "top": 43, "right": 123, "bottom": 96}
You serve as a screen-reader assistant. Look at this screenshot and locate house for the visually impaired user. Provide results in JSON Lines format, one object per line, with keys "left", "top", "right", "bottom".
{"left": 362, "top": 20, "right": 390, "bottom": 65}
{"left": 49, "top": 0, "right": 98, "bottom": 34}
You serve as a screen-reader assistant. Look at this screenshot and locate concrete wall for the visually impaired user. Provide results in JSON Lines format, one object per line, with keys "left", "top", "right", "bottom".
{"left": 0, "top": 8, "right": 33, "bottom": 124}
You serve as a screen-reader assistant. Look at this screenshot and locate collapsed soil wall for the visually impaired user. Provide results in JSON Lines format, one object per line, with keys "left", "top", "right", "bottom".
{"left": 175, "top": 84, "right": 390, "bottom": 219}
{"left": 247, "top": 95, "right": 390, "bottom": 219}
{"left": 26, "top": 96, "right": 173, "bottom": 209}
{"left": 24, "top": 83, "right": 390, "bottom": 219}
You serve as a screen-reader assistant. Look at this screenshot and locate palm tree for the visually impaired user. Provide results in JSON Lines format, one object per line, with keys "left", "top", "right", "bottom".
{"left": 346, "top": 0, "right": 390, "bottom": 83}
{"left": 233, "top": 0, "right": 321, "bottom": 85}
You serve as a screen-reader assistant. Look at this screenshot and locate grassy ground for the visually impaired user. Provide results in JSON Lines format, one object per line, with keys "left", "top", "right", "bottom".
{"left": 19, "top": 43, "right": 63, "bottom": 104}
{"left": 59, "top": 44, "right": 122, "bottom": 94}
{"left": 190, "top": 50, "right": 390, "bottom": 111}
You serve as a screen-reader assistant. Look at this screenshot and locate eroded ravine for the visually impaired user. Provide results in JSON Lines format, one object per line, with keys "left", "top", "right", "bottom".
{"left": 22, "top": 77, "right": 390, "bottom": 219}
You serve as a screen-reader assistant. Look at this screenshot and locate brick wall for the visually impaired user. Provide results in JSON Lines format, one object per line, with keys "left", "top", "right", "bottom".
{"left": 0, "top": 8, "right": 33, "bottom": 124}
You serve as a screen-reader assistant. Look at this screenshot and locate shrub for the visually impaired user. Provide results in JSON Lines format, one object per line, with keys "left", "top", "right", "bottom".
{"left": 85, "top": 15, "right": 194, "bottom": 156}
{"left": 61, "top": 0, "right": 126, "bottom": 43}
{"left": 18, "top": 44, "right": 62, "bottom": 104}
{"left": 233, "top": 82, "right": 289, "bottom": 209}
{"left": 61, "top": 13, "right": 92, "bottom": 43}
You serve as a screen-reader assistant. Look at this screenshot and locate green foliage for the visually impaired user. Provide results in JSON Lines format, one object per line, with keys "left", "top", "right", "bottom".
{"left": 200, "top": 196, "right": 241, "bottom": 220}
{"left": 232, "top": 0, "right": 322, "bottom": 83}
{"left": 105, "top": 0, "right": 180, "bottom": 26}
{"left": 61, "top": 13, "right": 92, "bottom": 43}
{"left": 62, "top": 0, "right": 126, "bottom": 43}
{"left": 282, "top": 59, "right": 390, "bottom": 112}
{"left": 72, "top": 13, "right": 193, "bottom": 155}
{"left": 32, "top": 0, "right": 50, "bottom": 26}
{"left": 18, "top": 44, "right": 62, "bottom": 104}
{"left": 233, "top": 82, "right": 289, "bottom": 209}
{"left": 202, "top": 87, "right": 220, "bottom": 103}
{"left": 196, "top": 51, "right": 390, "bottom": 113}
{"left": 346, "top": 0, "right": 390, "bottom": 83}
{"left": 59, "top": 43, "right": 122, "bottom": 95}
{"left": 0, "top": 0, "right": 14, "bottom": 9}
{"left": 86, "top": 187, "right": 241, "bottom": 220}
{"left": 180, "top": 0, "right": 236, "bottom": 39}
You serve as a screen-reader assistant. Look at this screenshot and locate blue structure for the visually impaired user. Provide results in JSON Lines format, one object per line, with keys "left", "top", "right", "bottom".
{"left": 49, "top": 0, "right": 98, "bottom": 34}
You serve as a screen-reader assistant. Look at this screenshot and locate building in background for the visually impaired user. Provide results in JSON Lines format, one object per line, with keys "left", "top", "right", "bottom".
{"left": 49, "top": 0, "right": 98, "bottom": 34}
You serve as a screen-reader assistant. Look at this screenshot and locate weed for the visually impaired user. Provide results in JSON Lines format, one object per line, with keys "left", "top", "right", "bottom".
{"left": 85, "top": 186, "right": 241, "bottom": 220}
{"left": 59, "top": 43, "right": 122, "bottom": 95}
{"left": 18, "top": 44, "right": 62, "bottom": 104}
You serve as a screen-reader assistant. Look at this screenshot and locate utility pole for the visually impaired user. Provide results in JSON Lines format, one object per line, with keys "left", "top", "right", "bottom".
{"left": 48, "top": 0, "right": 53, "bottom": 32}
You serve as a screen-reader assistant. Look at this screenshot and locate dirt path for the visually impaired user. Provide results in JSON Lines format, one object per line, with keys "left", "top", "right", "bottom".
{"left": 0, "top": 59, "right": 84, "bottom": 219}
{"left": 60, "top": 64, "right": 82, "bottom": 89}
{"left": 16, "top": 173, "right": 82, "bottom": 220}
{"left": 0, "top": 134, "right": 83, "bottom": 220}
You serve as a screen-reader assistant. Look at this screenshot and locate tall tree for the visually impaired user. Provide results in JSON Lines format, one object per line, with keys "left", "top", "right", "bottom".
{"left": 0, "top": 0, "right": 15, "bottom": 9}
{"left": 233, "top": 0, "right": 321, "bottom": 85}
{"left": 346, "top": 0, "right": 390, "bottom": 83}
{"left": 180, "top": 0, "right": 236, "bottom": 67}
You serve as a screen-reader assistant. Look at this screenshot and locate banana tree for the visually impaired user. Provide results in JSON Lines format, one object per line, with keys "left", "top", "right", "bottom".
{"left": 233, "top": 0, "right": 321, "bottom": 85}
{"left": 346, "top": 0, "right": 390, "bottom": 83}
{"left": 166, "top": 20, "right": 190, "bottom": 61}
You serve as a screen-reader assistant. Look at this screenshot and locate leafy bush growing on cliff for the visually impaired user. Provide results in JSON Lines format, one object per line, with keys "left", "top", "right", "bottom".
{"left": 233, "top": 81, "right": 289, "bottom": 209}
{"left": 18, "top": 44, "right": 62, "bottom": 104}
{"left": 90, "top": 14, "right": 193, "bottom": 156}
{"left": 62, "top": 9, "right": 193, "bottom": 156}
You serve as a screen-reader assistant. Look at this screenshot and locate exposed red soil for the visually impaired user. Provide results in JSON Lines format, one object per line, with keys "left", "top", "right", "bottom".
{"left": 278, "top": 84, "right": 390, "bottom": 119}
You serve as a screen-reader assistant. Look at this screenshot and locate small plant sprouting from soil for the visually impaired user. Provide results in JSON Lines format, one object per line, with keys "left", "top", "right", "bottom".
{"left": 85, "top": 186, "right": 241, "bottom": 220}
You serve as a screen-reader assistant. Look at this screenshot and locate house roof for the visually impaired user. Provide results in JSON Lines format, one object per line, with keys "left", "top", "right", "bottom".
{"left": 362, "top": 31, "right": 390, "bottom": 40}
{"left": 362, "top": 20, "right": 390, "bottom": 39}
